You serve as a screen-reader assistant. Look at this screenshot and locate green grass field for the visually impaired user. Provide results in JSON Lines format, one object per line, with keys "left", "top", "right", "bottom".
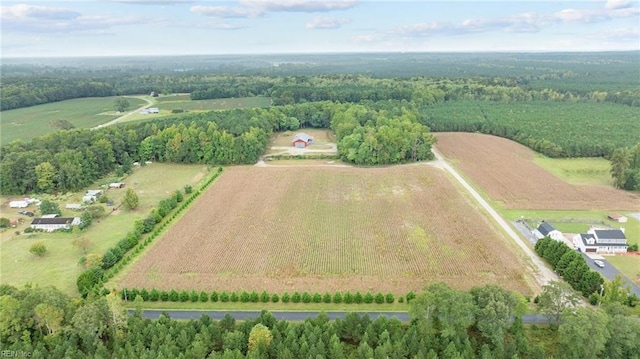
{"left": 0, "top": 96, "right": 147, "bottom": 144}
{"left": 533, "top": 155, "right": 613, "bottom": 186}
{"left": 606, "top": 255, "right": 640, "bottom": 284}
{"left": 501, "top": 209, "right": 640, "bottom": 247}
{"left": 0, "top": 163, "right": 210, "bottom": 296}
{"left": 120, "top": 96, "right": 271, "bottom": 123}
{"left": 155, "top": 96, "right": 270, "bottom": 112}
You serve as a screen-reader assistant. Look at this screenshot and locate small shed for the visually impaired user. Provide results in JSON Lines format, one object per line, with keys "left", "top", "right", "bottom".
{"left": 292, "top": 133, "right": 314, "bottom": 148}
{"left": 607, "top": 213, "right": 628, "bottom": 223}
{"left": 109, "top": 182, "right": 125, "bottom": 189}
{"left": 66, "top": 203, "right": 84, "bottom": 210}
{"left": 9, "top": 201, "right": 29, "bottom": 208}
{"left": 83, "top": 189, "right": 102, "bottom": 203}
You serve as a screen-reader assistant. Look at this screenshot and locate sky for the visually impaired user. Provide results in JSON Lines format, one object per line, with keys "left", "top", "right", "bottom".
{"left": 1, "top": 0, "right": 639, "bottom": 58}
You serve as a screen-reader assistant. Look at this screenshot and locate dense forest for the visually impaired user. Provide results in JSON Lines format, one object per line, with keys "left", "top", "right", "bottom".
{"left": 2, "top": 281, "right": 638, "bottom": 359}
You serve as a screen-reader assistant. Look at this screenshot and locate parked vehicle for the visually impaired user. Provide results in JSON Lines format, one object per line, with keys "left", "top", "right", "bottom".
{"left": 594, "top": 260, "right": 605, "bottom": 268}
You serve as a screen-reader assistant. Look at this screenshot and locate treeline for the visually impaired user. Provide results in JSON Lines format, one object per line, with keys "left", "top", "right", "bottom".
{"left": 1, "top": 101, "right": 435, "bottom": 195}
{"left": 332, "top": 105, "right": 436, "bottom": 165}
{"left": 610, "top": 142, "right": 640, "bottom": 190}
{"left": 535, "top": 237, "right": 639, "bottom": 307}
{"left": 119, "top": 288, "right": 410, "bottom": 305}
{"left": 4, "top": 68, "right": 640, "bottom": 112}
{"left": 3, "top": 281, "right": 638, "bottom": 358}
{"left": 77, "top": 169, "right": 223, "bottom": 298}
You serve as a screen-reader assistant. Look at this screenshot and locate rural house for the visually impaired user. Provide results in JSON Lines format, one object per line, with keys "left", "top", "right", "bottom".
{"left": 30, "top": 217, "right": 81, "bottom": 232}
{"left": 292, "top": 133, "right": 314, "bottom": 148}
{"left": 533, "top": 222, "right": 564, "bottom": 241}
{"left": 573, "top": 227, "right": 628, "bottom": 254}
{"left": 82, "top": 189, "right": 102, "bottom": 203}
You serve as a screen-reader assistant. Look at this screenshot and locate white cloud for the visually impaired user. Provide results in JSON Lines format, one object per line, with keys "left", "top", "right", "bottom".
{"left": 190, "top": 5, "right": 260, "bottom": 18}
{"left": 591, "top": 26, "right": 640, "bottom": 40}
{"left": 305, "top": 16, "right": 350, "bottom": 29}
{"left": 1, "top": 4, "right": 80, "bottom": 20}
{"left": 240, "top": 0, "right": 357, "bottom": 13}
{"left": 605, "top": 0, "right": 633, "bottom": 10}
{"left": 191, "top": 0, "right": 357, "bottom": 18}
{"left": 110, "top": 0, "right": 195, "bottom": 4}
{"left": 1, "top": 4, "right": 151, "bottom": 33}
{"left": 386, "top": 0, "right": 639, "bottom": 39}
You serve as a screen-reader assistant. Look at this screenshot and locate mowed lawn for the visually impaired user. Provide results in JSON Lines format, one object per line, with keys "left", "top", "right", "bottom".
{"left": 120, "top": 165, "right": 537, "bottom": 296}
{"left": 533, "top": 155, "right": 613, "bottom": 186}
{"left": 0, "top": 96, "right": 147, "bottom": 144}
{"left": 155, "top": 96, "right": 270, "bottom": 112}
{"left": 0, "top": 163, "right": 210, "bottom": 296}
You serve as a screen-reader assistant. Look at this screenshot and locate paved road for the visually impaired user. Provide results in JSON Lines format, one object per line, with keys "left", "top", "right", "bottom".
{"left": 581, "top": 253, "right": 640, "bottom": 297}
{"left": 430, "top": 149, "right": 558, "bottom": 287}
{"left": 93, "top": 96, "right": 153, "bottom": 129}
{"left": 130, "top": 309, "right": 549, "bottom": 324}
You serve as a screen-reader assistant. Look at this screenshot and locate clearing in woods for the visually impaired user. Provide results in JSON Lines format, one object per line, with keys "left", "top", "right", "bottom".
{"left": 434, "top": 132, "right": 640, "bottom": 211}
{"left": 120, "top": 165, "right": 536, "bottom": 295}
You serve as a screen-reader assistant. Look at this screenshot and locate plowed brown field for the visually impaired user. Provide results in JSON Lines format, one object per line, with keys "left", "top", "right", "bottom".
{"left": 120, "top": 165, "right": 536, "bottom": 295}
{"left": 435, "top": 133, "right": 640, "bottom": 210}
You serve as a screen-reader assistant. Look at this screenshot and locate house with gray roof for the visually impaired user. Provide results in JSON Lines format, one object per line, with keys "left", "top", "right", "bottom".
{"left": 573, "top": 227, "right": 628, "bottom": 254}
{"left": 533, "top": 222, "right": 564, "bottom": 241}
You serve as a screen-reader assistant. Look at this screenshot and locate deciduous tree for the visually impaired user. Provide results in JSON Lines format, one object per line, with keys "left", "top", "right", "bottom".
{"left": 536, "top": 280, "right": 581, "bottom": 325}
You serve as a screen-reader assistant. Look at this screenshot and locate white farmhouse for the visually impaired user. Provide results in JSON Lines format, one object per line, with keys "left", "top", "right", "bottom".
{"left": 573, "top": 228, "right": 628, "bottom": 254}
{"left": 533, "top": 222, "right": 564, "bottom": 241}
{"left": 30, "top": 217, "right": 81, "bottom": 232}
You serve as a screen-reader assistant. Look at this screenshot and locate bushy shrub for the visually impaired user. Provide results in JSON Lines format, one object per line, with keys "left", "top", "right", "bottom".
{"left": 211, "top": 291, "right": 219, "bottom": 302}
{"left": 150, "top": 288, "right": 160, "bottom": 302}
{"left": 250, "top": 291, "right": 259, "bottom": 303}
{"left": 385, "top": 293, "right": 394, "bottom": 304}
{"left": 291, "top": 292, "right": 301, "bottom": 303}
{"left": 333, "top": 292, "right": 343, "bottom": 304}
{"left": 354, "top": 291, "right": 363, "bottom": 304}
{"left": 312, "top": 293, "right": 322, "bottom": 303}
{"left": 220, "top": 291, "right": 229, "bottom": 302}
{"left": 302, "top": 292, "right": 312, "bottom": 303}
{"left": 240, "top": 291, "right": 250, "bottom": 303}
{"left": 323, "top": 292, "right": 332, "bottom": 303}
{"left": 364, "top": 292, "right": 374, "bottom": 304}
{"left": 406, "top": 291, "right": 416, "bottom": 302}
{"left": 200, "top": 291, "right": 209, "bottom": 302}
{"left": 260, "top": 291, "right": 270, "bottom": 303}
{"left": 170, "top": 289, "right": 179, "bottom": 302}
{"left": 375, "top": 293, "right": 385, "bottom": 304}
{"left": 230, "top": 292, "right": 239, "bottom": 302}
{"left": 271, "top": 293, "right": 279, "bottom": 303}
{"left": 179, "top": 290, "right": 189, "bottom": 302}
{"left": 160, "top": 291, "right": 169, "bottom": 302}
{"left": 281, "top": 292, "right": 290, "bottom": 303}
{"left": 344, "top": 292, "right": 353, "bottom": 304}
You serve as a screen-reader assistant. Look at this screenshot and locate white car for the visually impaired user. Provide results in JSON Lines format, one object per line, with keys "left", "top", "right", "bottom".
{"left": 594, "top": 260, "right": 605, "bottom": 268}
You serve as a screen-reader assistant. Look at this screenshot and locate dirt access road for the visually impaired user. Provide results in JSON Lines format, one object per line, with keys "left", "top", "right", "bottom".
{"left": 93, "top": 96, "right": 153, "bottom": 129}
{"left": 429, "top": 148, "right": 558, "bottom": 287}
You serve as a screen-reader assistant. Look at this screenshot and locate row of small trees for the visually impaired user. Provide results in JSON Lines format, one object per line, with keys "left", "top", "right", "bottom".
{"left": 76, "top": 167, "right": 224, "bottom": 297}
{"left": 535, "top": 237, "right": 604, "bottom": 299}
{"left": 121, "top": 288, "right": 417, "bottom": 305}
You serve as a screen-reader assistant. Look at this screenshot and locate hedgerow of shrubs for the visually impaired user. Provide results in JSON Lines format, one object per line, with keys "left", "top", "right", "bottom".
{"left": 120, "top": 288, "right": 403, "bottom": 305}
{"left": 77, "top": 168, "right": 224, "bottom": 298}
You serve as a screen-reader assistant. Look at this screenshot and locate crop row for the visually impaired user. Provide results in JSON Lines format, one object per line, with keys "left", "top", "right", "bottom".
{"left": 120, "top": 288, "right": 418, "bottom": 305}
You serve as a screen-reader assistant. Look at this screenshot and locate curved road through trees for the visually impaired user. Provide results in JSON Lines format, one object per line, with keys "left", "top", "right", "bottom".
{"left": 429, "top": 148, "right": 558, "bottom": 287}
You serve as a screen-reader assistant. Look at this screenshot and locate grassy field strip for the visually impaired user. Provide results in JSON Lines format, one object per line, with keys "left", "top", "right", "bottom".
{"left": 0, "top": 96, "right": 148, "bottom": 143}
{"left": 533, "top": 155, "right": 612, "bottom": 186}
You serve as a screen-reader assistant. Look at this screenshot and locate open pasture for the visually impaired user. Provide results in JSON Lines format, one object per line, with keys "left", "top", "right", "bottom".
{"left": 120, "top": 165, "right": 536, "bottom": 295}
{"left": 435, "top": 133, "right": 640, "bottom": 211}
{"left": 0, "top": 163, "right": 209, "bottom": 295}
{"left": 154, "top": 96, "right": 270, "bottom": 112}
{"left": 0, "top": 96, "right": 147, "bottom": 144}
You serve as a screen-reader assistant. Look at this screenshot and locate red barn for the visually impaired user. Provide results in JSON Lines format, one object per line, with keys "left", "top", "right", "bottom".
{"left": 292, "top": 133, "right": 313, "bottom": 148}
